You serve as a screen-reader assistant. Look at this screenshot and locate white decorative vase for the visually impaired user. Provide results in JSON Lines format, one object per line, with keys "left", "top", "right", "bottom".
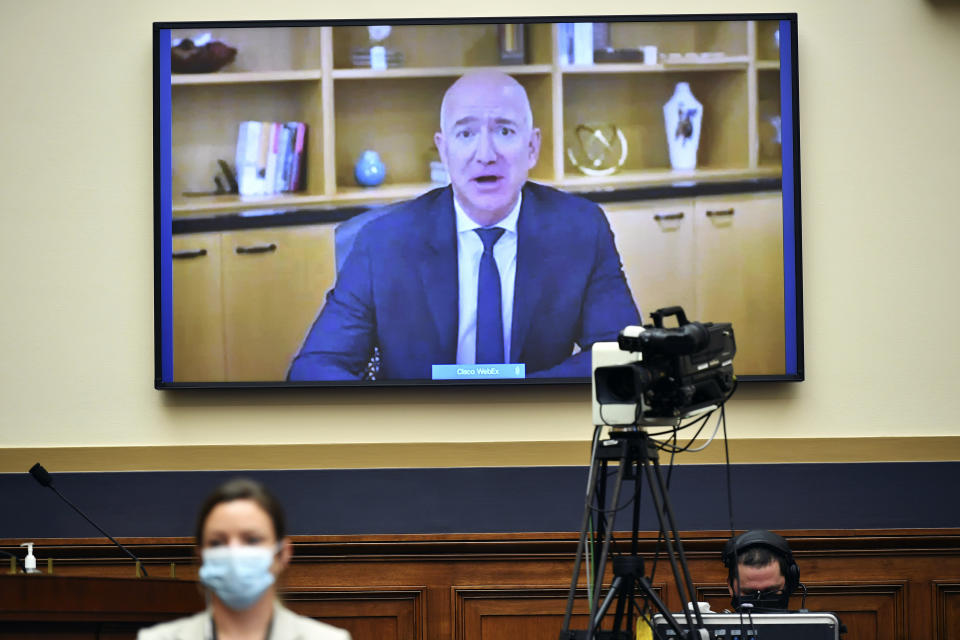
{"left": 663, "top": 82, "right": 703, "bottom": 170}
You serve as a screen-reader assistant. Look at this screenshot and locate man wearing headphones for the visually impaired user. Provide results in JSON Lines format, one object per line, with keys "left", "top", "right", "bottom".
{"left": 721, "top": 529, "right": 803, "bottom": 612}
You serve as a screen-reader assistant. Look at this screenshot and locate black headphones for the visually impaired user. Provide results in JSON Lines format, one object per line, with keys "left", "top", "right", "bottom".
{"left": 722, "top": 529, "right": 800, "bottom": 593}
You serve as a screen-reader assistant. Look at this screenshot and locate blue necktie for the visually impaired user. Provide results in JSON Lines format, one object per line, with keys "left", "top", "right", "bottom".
{"left": 475, "top": 227, "right": 506, "bottom": 364}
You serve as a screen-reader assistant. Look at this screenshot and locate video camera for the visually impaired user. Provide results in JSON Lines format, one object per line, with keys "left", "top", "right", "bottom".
{"left": 591, "top": 306, "right": 736, "bottom": 427}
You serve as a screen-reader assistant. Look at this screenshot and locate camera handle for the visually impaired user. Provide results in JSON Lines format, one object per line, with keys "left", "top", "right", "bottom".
{"left": 650, "top": 306, "right": 689, "bottom": 328}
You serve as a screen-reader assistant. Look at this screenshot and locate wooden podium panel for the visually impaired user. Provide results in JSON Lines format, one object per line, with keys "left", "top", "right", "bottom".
{"left": 0, "top": 574, "right": 204, "bottom": 639}
{"left": 2, "top": 529, "right": 959, "bottom": 639}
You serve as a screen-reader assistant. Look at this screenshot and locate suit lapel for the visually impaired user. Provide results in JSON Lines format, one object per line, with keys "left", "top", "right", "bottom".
{"left": 180, "top": 610, "right": 212, "bottom": 640}
{"left": 416, "top": 187, "right": 458, "bottom": 360}
{"left": 271, "top": 602, "right": 302, "bottom": 639}
{"left": 511, "top": 184, "right": 548, "bottom": 362}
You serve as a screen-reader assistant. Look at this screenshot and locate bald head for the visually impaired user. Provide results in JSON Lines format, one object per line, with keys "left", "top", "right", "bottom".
{"left": 439, "top": 71, "right": 534, "bottom": 135}
{"left": 433, "top": 71, "right": 541, "bottom": 226}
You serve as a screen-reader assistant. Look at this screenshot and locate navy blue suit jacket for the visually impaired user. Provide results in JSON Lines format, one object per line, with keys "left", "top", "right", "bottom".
{"left": 288, "top": 182, "right": 640, "bottom": 381}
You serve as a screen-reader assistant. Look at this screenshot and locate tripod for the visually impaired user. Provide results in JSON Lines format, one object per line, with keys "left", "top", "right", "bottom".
{"left": 559, "top": 428, "right": 706, "bottom": 640}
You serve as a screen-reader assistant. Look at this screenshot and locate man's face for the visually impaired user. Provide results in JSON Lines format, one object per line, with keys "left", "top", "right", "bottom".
{"left": 435, "top": 76, "right": 541, "bottom": 227}
{"left": 728, "top": 559, "right": 788, "bottom": 609}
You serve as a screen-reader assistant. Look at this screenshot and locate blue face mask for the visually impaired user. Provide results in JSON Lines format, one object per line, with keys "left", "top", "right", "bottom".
{"left": 199, "top": 545, "right": 279, "bottom": 611}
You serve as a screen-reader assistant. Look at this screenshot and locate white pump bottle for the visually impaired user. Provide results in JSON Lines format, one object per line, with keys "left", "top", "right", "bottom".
{"left": 20, "top": 542, "right": 41, "bottom": 574}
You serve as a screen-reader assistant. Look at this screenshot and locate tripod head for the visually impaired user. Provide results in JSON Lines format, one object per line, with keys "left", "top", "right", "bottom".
{"left": 612, "top": 556, "right": 644, "bottom": 581}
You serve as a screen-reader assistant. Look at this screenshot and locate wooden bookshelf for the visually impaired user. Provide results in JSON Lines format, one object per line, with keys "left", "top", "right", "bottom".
{"left": 168, "top": 19, "right": 786, "bottom": 216}
{"left": 171, "top": 69, "right": 324, "bottom": 85}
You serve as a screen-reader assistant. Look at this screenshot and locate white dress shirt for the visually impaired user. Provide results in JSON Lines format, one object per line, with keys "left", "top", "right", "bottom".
{"left": 454, "top": 194, "right": 521, "bottom": 365}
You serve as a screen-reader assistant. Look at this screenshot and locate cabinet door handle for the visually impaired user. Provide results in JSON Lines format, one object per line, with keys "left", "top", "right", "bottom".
{"left": 171, "top": 248, "right": 208, "bottom": 259}
{"left": 705, "top": 208, "right": 735, "bottom": 218}
{"left": 235, "top": 243, "right": 277, "bottom": 255}
{"left": 654, "top": 212, "right": 684, "bottom": 221}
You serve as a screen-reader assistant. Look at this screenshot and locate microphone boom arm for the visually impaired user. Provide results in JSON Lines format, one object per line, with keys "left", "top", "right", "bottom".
{"left": 29, "top": 463, "right": 148, "bottom": 577}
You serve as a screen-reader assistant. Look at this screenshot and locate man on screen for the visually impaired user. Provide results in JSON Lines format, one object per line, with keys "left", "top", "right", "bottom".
{"left": 288, "top": 71, "right": 639, "bottom": 381}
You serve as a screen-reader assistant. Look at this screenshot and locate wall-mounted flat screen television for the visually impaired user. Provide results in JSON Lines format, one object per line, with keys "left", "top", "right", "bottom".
{"left": 154, "top": 13, "right": 802, "bottom": 388}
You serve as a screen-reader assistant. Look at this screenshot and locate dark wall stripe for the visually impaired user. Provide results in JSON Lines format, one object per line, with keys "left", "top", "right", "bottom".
{"left": 1, "top": 461, "right": 956, "bottom": 540}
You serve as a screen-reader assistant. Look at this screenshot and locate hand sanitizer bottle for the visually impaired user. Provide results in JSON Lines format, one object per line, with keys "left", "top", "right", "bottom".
{"left": 21, "top": 542, "right": 41, "bottom": 574}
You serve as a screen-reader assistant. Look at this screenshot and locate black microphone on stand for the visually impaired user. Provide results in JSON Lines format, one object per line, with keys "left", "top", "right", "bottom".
{"left": 28, "top": 462, "right": 149, "bottom": 577}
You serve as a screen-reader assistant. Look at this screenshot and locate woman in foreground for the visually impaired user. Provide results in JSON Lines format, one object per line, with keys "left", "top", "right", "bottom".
{"left": 139, "top": 477, "right": 351, "bottom": 640}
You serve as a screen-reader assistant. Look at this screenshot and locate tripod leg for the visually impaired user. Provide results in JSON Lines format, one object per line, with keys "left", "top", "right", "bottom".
{"left": 560, "top": 437, "right": 607, "bottom": 633}
{"left": 622, "top": 457, "right": 644, "bottom": 633}
{"left": 593, "top": 575, "right": 624, "bottom": 630}
{"left": 592, "top": 458, "right": 609, "bottom": 592}
{"left": 611, "top": 455, "right": 642, "bottom": 634}
{"left": 586, "top": 452, "right": 628, "bottom": 640}
{"left": 610, "top": 571, "right": 634, "bottom": 633}
{"left": 639, "top": 448, "right": 704, "bottom": 632}
{"left": 635, "top": 576, "right": 691, "bottom": 640}
{"left": 650, "top": 454, "right": 705, "bottom": 629}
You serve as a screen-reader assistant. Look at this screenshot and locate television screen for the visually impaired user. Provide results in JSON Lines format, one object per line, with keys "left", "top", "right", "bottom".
{"left": 154, "top": 14, "right": 802, "bottom": 388}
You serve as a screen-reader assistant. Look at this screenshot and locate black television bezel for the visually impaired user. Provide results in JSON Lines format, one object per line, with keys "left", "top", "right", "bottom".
{"left": 153, "top": 12, "right": 803, "bottom": 389}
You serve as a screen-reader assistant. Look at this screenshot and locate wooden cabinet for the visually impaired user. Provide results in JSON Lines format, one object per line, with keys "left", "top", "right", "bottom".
{"left": 221, "top": 226, "right": 336, "bottom": 381}
{"left": 167, "top": 19, "right": 784, "bottom": 216}
{"left": 694, "top": 193, "right": 784, "bottom": 375}
{"left": 603, "top": 199, "right": 697, "bottom": 320}
{"left": 602, "top": 192, "right": 783, "bottom": 376}
{"left": 171, "top": 233, "right": 224, "bottom": 381}
{"left": 172, "top": 225, "right": 336, "bottom": 382}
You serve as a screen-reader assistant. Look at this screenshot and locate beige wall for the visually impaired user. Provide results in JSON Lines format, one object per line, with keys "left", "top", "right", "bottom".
{"left": 1, "top": 0, "right": 959, "bottom": 470}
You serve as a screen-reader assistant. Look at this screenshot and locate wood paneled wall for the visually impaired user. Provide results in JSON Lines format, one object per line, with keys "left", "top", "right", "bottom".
{"left": 3, "top": 529, "right": 958, "bottom": 640}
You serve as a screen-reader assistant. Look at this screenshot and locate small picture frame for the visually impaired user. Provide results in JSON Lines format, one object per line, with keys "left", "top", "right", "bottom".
{"left": 498, "top": 24, "right": 526, "bottom": 65}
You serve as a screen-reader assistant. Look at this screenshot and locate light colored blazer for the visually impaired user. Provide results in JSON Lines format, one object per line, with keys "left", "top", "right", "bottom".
{"left": 137, "top": 602, "right": 351, "bottom": 640}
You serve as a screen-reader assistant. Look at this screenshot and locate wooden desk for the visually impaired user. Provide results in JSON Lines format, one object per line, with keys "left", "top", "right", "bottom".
{"left": 0, "top": 574, "right": 203, "bottom": 638}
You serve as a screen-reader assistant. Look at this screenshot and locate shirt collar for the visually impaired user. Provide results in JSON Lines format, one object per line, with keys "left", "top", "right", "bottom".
{"left": 454, "top": 191, "right": 522, "bottom": 234}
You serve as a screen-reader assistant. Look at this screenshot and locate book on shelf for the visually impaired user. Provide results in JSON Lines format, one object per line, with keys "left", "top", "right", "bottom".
{"left": 573, "top": 23, "right": 595, "bottom": 65}
{"left": 256, "top": 123, "right": 271, "bottom": 194}
{"left": 558, "top": 22, "right": 596, "bottom": 66}
{"left": 235, "top": 121, "right": 260, "bottom": 197}
{"left": 290, "top": 122, "right": 306, "bottom": 192}
{"left": 235, "top": 120, "right": 307, "bottom": 197}
{"left": 263, "top": 122, "right": 280, "bottom": 195}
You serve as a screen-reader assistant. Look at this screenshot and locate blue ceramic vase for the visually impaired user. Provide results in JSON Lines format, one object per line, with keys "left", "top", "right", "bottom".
{"left": 354, "top": 150, "right": 386, "bottom": 187}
